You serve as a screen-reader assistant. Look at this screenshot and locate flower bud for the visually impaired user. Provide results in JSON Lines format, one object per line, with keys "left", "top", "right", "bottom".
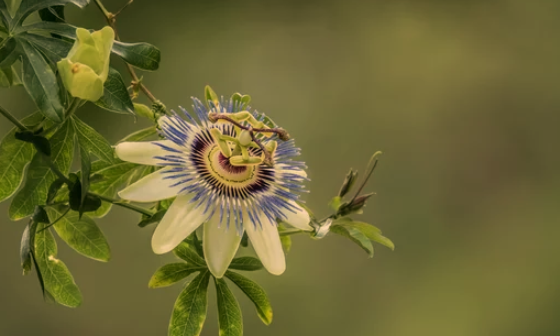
{"left": 133, "top": 103, "right": 155, "bottom": 120}
{"left": 338, "top": 169, "right": 358, "bottom": 197}
{"left": 338, "top": 192, "right": 374, "bottom": 217}
{"left": 57, "top": 27, "right": 115, "bottom": 101}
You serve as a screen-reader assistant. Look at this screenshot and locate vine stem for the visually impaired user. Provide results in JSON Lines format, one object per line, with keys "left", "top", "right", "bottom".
{"left": 279, "top": 228, "right": 306, "bottom": 237}
{"left": 93, "top": 0, "right": 158, "bottom": 103}
{"left": 90, "top": 192, "right": 156, "bottom": 217}
{"left": 0, "top": 104, "right": 27, "bottom": 131}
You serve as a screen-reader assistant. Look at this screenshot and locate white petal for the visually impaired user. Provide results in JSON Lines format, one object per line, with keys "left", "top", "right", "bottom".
{"left": 203, "top": 217, "right": 243, "bottom": 278}
{"left": 115, "top": 140, "right": 178, "bottom": 165}
{"left": 281, "top": 201, "right": 313, "bottom": 231}
{"left": 278, "top": 164, "right": 307, "bottom": 179}
{"left": 244, "top": 211, "right": 286, "bottom": 275}
{"left": 118, "top": 167, "right": 184, "bottom": 202}
{"left": 152, "top": 195, "right": 206, "bottom": 254}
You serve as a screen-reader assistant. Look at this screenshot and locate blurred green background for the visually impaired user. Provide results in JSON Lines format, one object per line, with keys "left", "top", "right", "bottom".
{"left": 2, "top": 0, "right": 560, "bottom": 335}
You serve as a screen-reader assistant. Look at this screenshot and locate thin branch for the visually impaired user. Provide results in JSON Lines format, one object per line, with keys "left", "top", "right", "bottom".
{"left": 279, "top": 228, "right": 306, "bottom": 237}
{"left": 113, "top": 0, "right": 134, "bottom": 18}
{"left": 208, "top": 113, "right": 289, "bottom": 140}
{"left": 93, "top": 0, "right": 158, "bottom": 103}
{"left": 90, "top": 192, "right": 156, "bottom": 216}
{"left": 37, "top": 207, "right": 70, "bottom": 232}
{"left": 0, "top": 104, "right": 28, "bottom": 131}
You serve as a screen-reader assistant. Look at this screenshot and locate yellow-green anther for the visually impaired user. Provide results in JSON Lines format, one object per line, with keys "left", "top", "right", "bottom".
{"left": 239, "top": 130, "right": 252, "bottom": 147}
{"left": 209, "top": 128, "right": 232, "bottom": 157}
{"left": 230, "top": 155, "right": 264, "bottom": 166}
{"left": 57, "top": 26, "right": 114, "bottom": 101}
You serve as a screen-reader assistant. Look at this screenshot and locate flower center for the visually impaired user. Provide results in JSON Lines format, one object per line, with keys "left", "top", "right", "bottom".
{"left": 206, "top": 145, "right": 256, "bottom": 184}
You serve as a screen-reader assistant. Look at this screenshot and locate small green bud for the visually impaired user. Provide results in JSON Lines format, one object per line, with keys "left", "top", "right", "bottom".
{"left": 57, "top": 27, "right": 115, "bottom": 101}
{"left": 338, "top": 192, "right": 375, "bottom": 217}
{"left": 339, "top": 169, "right": 358, "bottom": 197}
{"left": 134, "top": 103, "right": 155, "bottom": 120}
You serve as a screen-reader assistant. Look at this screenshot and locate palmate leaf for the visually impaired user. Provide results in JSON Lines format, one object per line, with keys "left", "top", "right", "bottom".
{"left": 20, "top": 39, "right": 64, "bottom": 122}
{"left": 9, "top": 119, "right": 75, "bottom": 220}
{"left": 228, "top": 257, "right": 263, "bottom": 271}
{"left": 72, "top": 116, "right": 113, "bottom": 163}
{"left": 95, "top": 67, "right": 135, "bottom": 115}
{"left": 11, "top": 0, "right": 88, "bottom": 29}
{"left": 0, "top": 63, "right": 22, "bottom": 87}
{"left": 149, "top": 263, "right": 201, "bottom": 289}
{"left": 0, "top": 112, "right": 44, "bottom": 202}
{"left": 174, "top": 241, "right": 206, "bottom": 267}
{"left": 34, "top": 221, "right": 82, "bottom": 308}
{"left": 169, "top": 271, "right": 210, "bottom": 336}
{"left": 225, "top": 271, "right": 272, "bottom": 325}
{"left": 47, "top": 205, "right": 110, "bottom": 262}
{"left": 215, "top": 278, "right": 243, "bottom": 336}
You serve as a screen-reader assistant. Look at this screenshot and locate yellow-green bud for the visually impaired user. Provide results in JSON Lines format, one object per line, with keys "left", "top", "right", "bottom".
{"left": 133, "top": 103, "right": 155, "bottom": 120}
{"left": 57, "top": 26, "right": 115, "bottom": 102}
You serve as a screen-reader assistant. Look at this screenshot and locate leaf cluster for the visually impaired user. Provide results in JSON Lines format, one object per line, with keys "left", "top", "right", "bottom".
{"left": 150, "top": 235, "right": 273, "bottom": 336}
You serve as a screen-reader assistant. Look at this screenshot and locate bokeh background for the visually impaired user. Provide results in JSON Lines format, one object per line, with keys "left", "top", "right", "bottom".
{"left": 1, "top": 0, "right": 560, "bottom": 335}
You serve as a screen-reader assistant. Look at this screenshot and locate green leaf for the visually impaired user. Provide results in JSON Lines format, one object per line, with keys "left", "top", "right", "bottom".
{"left": 0, "top": 37, "right": 19, "bottom": 68}
{"left": 149, "top": 263, "right": 201, "bottom": 289}
{"left": 20, "top": 39, "right": 63, "bottom": 122}
{"left": 215, "top": 277, "right": 243, "bottom": 336}
{"left": 95, "top": 67, "right": 135, "bottom": 115}
{"left": 19, "top": 32, "right": 72, "bottom": 63}
{"left": 112, "top": 40, "right": 161, "bottom": 71}
{"left": 0, "top": 63, "right": 22, "bottom": 87}
{"left": 228, "top": 257, "right": 263, "bottom": 271}
{"left": 34, "top": 222, "right": 82, "bottom": 307}
{"left": 12, "top": 0, "right": 88, "bottom": 28}
{"left": 138, "top": 208, "right": 166, "bottom": 228}
{"left": 225, "top": 271, "right": 272, "bottom": 325}
{"left": 47, "top": 205, "right": 110, "bottom": 262}
{"left": 72, "top": 116, "right": 114, "bottom": 163}
{"left": 38, "top": 5, "right": 65, "bottom": 23}
{"left": 119, "top": 126, "right": 158, "bottom": 142}
{"left": 330, "top": 225, "right": 374, "bottom": 257}
{"left": 169, "top": 271, "right": 210, "bottom": 336}
{"left": 174, "top": 240, "right": 206, "bottom": 267}
{"left": 9, "top": 119, "right": 74, "bottom": 220}
{"left": 77, "top": 145, "right": 90, "bottom": 215}
{"left": 46, "top": 177, "right": 65, "bottom": 204}
{"left": 20, "top": 220, "right": 35, "bottom": 275}
{"left": 85, "top": 161, "right": 142, "bottom": 217}
{"left": 334, "top": 218, "right": 394, "bottom": 250}
{"left": 0, "top": 112, "right": 44, "bottom": 202}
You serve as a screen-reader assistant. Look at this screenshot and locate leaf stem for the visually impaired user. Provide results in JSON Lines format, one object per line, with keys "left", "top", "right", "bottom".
{"left": 279, "top": 228, "right": 306, "bottom": 237}
{"left": 0, "top": 104, "right": 28, "bottom": 131}
{"left": 89, "top": 192, "right": 156, "bottom": 216}
{"left": 93, "top": 0, "right": 159, "bottom": 103}
{"left": 65, "top": 98, "right": 82, "bottom": 119}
